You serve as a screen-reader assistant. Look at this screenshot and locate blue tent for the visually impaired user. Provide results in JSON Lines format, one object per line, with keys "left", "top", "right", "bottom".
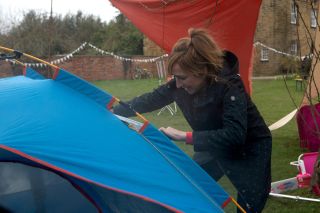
{"left": 0, "top": 67, "right": 231, "bottom": 212}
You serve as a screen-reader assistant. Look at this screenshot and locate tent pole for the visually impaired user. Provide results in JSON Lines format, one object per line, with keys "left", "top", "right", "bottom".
{"left": 0, "top": 45, "right": 59, "bottom": 69}
{"left": 269, "top": 192, "right": 320, "bottom": 202}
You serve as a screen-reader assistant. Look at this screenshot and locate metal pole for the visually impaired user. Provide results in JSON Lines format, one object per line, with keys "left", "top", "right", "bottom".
{"left": 269, "top": 192, "right": 320, "bottom": 202}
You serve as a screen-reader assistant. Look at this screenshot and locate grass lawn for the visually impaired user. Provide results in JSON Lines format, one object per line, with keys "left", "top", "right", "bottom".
{"left": 94, "top": 78, "right": 319, "bottom": 212}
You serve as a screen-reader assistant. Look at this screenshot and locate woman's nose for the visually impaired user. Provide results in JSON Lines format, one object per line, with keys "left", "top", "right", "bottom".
{"left": 176, "top": 79, "right": 182, "bottom": 88}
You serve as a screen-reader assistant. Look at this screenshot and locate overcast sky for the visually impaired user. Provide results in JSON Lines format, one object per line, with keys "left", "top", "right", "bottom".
{"left": 0, "top": 0, "right": 120, "bottom": 24}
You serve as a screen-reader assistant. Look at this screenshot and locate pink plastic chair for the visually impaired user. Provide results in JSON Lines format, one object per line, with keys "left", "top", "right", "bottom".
{"left": 297, "top": 103, "right": 320, "bottom": 151}
{"left": 293, "top": 152, "right": 320, "bottom": 196}
{"left": 270, "top": 152, "right": 320, "bottom": 201}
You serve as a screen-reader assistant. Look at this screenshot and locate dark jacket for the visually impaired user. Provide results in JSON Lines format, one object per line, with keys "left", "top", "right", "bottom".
{"left": 114, "top": 51, "right": 271, "bottom": 163}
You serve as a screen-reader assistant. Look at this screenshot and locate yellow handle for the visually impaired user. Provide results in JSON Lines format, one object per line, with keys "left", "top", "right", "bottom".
{"left": 0, "top": 45, "right": 59, "bottom": 69}
{"left": 231, "top": 197, "right": 247, "bottom": 213}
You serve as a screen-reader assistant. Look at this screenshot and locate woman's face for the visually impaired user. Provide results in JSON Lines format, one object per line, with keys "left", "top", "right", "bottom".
{"left": 171, "top": 63, "right": 207, "bottom": 95}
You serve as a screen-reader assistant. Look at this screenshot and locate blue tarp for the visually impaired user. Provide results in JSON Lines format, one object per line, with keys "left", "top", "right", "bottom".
{"left": 0, "top": 67, "right": 230, "bottom": 212}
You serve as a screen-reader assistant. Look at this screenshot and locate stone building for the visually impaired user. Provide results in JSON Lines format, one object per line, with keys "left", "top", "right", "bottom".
{"left": 254, "top": 0, "right": 318, "bottom": 76}
{"left": 143, "top": 0, "right": 319, "bottom": 76}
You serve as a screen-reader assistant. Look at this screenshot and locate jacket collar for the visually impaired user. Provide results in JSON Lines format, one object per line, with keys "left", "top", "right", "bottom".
{"left": 219, "top": 51, "right": 239, "bottom": 77}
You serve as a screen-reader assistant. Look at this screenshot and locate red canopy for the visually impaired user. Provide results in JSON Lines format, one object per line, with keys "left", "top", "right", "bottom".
{"left": 109, "top": 0, "right": 262, "bottom": 93}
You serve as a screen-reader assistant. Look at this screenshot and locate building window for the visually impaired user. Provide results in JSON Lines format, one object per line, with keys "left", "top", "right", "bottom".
{"left": 291, "top": 42, "right": 298, "bottom": 55}
{"left": 311, "top": 9, "right": 317, "bottom": 28}
{"left": 261, "top": 48, "right": 269, "bottom": 61}
{"left": 291, "top": 2, "right": 297, "bottom": 24}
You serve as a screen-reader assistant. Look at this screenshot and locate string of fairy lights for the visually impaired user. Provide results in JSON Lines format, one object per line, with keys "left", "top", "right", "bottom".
{"left": 4, "top": 41, "right": 309, "bottom": 67}
{"left": 254, "top": 42, "right": 311, "bottom": 60}
{"left": 5, "top": 42, "right": 169, "bottom": 67}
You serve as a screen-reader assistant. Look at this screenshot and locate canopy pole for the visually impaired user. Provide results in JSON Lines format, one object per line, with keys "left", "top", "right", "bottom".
{"left": 0, "top": 45, "right": 59, "bottom": 69}
{"left": 108, "top": 97, "right": 150, "bottom": 132}
{"left": 230, "top": 197, "right": 247, "bottom": 213}
{"left": 12, "top": 59, "right": 26, "bottom": 67}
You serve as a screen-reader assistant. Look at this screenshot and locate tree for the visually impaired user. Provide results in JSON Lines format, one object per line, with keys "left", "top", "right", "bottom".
{"left": 102, "top": 14, "right": 143, "bottom": 55}
{"left": 279, "top": 56, "right": 300, "bottom": 75}
{"left": 0, "top": 10, "right": 143, "bottom": 58}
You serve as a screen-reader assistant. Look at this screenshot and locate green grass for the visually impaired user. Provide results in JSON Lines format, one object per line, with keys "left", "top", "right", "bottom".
{"left": 93, "top": 78, "right": 319, "bottom": 212}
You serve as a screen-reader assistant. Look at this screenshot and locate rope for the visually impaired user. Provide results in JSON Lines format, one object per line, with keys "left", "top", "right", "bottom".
{"left": 268, "top": 109, "right": 298, "bottom": 131}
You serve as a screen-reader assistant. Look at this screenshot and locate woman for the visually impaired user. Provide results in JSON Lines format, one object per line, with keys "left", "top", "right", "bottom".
{"left": 113, "top": 28, "right": 272, "bottom": 213}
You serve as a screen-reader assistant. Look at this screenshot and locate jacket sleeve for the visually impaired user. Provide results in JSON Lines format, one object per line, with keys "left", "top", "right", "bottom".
{"left": 113, "top": 80, "right": 175, "bottom": 117}
{"left": 193, "top": 75, "right": 248, "bottom": 152}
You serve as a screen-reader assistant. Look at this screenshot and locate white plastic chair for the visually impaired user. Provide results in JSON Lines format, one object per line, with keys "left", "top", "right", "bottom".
{"left": 156, "top": 60, "right": 177, "bottom": 116}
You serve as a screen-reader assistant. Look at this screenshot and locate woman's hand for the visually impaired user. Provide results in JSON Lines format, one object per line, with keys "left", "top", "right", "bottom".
{"left": 159, "top": 126, "right": 186, "bottom": 141}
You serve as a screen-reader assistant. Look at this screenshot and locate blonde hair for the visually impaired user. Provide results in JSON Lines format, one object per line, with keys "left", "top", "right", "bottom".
{"left": 168, "top": 28, "right": 223, "bottom": 83}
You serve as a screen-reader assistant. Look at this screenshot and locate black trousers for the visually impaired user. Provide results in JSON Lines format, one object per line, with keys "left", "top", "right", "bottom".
{"left": 200, "top": 140, "right": 271, "bottom": 213}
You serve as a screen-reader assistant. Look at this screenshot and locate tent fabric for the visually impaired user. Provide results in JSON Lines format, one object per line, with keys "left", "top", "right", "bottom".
{"left": 297, "top": 103, "right": 320, "bottom": 152}
{"left": 0, "top": 162, "right": 98, "bottom": 213}
{"left": 109, "top": 0, "right": 262, "bottom": 93}
{"left": 0, "top": 67, "right": 231, "bottom": 212}
{"left": 23, "top": 66, "right": 45, "bottom": 79}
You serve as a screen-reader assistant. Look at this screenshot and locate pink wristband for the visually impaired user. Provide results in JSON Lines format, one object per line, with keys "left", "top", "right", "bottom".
{"left": 186, "top": 132, "right": 193, "bottom": 145}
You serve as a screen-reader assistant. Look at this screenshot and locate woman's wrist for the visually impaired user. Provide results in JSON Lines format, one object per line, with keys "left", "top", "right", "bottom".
{"left": 186, "top": 132, "right": 193, "bottom": 145}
